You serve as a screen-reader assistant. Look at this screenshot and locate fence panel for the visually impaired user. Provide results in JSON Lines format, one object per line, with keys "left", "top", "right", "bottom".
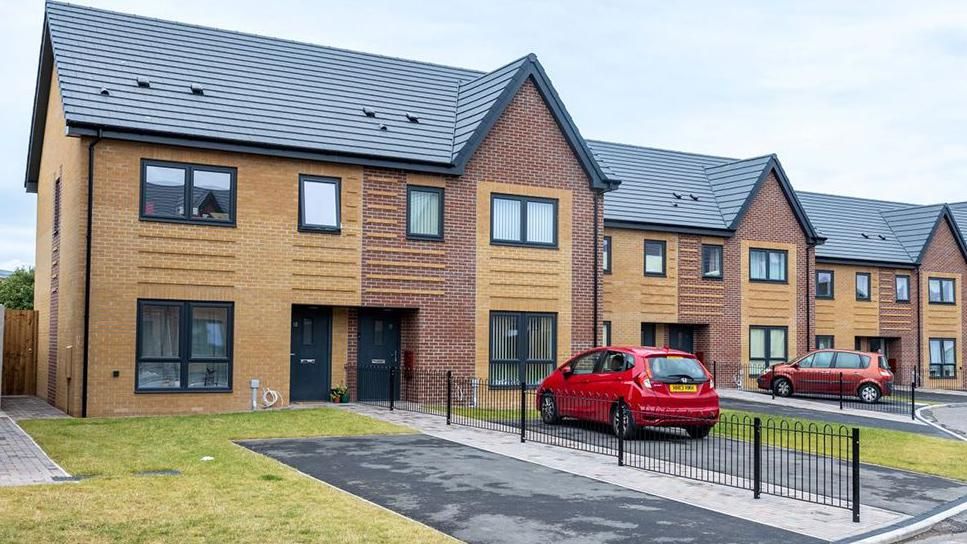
{"left": 1, "top": 309, "right": 38, "bottom": 396}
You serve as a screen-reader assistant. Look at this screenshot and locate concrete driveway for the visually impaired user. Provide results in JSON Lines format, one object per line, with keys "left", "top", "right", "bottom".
{"left": 241, "top": 434, "right": 822, "bottom": 544}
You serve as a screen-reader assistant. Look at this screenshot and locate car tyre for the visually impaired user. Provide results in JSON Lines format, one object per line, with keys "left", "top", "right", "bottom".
{"left": 858, "top": 383, "right": 881, "bottom": 404}
{"left": 772, "top": 377, "right": 793, "bottom": 398}
{"left": 540, "top": 392, "right": 561, "bottom": 424}
{"left": 685, "top": 425, "right": 712, "bottom": 439}
{"left": 611, "top": 404, "right": 637, "bottom": 439}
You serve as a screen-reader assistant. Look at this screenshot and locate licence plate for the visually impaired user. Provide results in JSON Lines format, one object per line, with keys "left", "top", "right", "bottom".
{"left": 669, "top": 384, "right": 697, "bottom": 393}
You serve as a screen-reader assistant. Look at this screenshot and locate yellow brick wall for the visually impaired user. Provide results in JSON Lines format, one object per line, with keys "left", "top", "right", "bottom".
{"left": 814, "top": 264, "right": 880, "bottom": 344}
{"left": 922, "top": 271, "right": 963, "bottom": 387}
{"left": 740, "top": 240, "right": 799, "bottom": 363}
{"left": 602, "top": 229, "right": 679, "bottom": 345}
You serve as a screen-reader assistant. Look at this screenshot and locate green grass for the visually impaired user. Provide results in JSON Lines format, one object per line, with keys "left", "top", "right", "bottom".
{"left": 722, "top": 409, "right": 967, "bottom": 481}
{"left": 0, "top": 408, "right": 455, "bottom": 544}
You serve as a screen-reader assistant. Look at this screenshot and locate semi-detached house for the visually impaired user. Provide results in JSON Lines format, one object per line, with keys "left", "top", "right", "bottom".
{"left": 27, "top": 2, "right": 619, "bottom": 417}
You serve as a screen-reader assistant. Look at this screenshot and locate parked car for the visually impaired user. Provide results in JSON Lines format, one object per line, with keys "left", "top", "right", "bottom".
{"left": 756, "top": 349, "right": 894, "bottom": 403}
{"left": 535, "top": 346, "right": 720, "bottom": 439}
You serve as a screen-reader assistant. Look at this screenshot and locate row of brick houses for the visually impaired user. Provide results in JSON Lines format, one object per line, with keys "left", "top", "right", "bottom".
{"left": 25, "top": 3, "right": 967, "bottom": 416}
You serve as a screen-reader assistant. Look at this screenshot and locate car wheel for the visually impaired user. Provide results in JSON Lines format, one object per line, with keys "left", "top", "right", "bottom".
{"left": 685, "top": 426, "right": 712, "bottom": 439}
{"left": 858, "top": 383, "right": 881, "bottom": 404}
{"left": 611, "top": 404, "right": 637, "bottom": 439}
{"left": 772, "top": 377, "right": 793, "bottom": 398}
{"left": 540, "top": 393, "right": 561, "bottom": 424}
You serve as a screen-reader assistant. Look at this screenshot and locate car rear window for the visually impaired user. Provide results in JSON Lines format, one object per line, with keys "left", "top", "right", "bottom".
{"left": 878, "top": 356, "right": 890, "bottom": 370}
{"left": 647, "top": 356, "right": 707, "bottom": 381}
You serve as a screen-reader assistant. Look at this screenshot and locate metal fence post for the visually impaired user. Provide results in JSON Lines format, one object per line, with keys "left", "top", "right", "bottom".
{"left": 446, "top": 370, "right": 453, "bottom": 425}
{"left": 617, "top": 397, "right": 625, "bottom": 467}
{"left": 753, "top": 417, "right": 762, "bottom": 499}
{"left": 852, "top": 427, "right": 861, "bottom": 523}
{"left": 839, "top": 372, "right": 844, "bottom": 410}
{"left": 389, "top": 367, "right": 396, "bottom": 411}
{"left": 519, "top": 381, "right": 526, "bottom": 443}
{"left": 911, "top": 370, "right": 916, "bottom": 421}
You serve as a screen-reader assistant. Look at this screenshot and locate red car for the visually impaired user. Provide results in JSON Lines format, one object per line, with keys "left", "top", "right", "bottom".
{"left": 756, "top": 349, "right": 894, "bottom": 403}
{"left": 535, "top": 346, "right": 720, "bottom": 439}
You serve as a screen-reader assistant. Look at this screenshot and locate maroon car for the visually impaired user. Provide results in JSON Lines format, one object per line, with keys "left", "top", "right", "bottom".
{"left": 757, "top": 349, "right": 894, "bottom": 403}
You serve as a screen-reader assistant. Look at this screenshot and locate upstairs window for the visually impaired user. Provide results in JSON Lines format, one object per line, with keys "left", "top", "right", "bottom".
{"left": 407, "top": 186, "right": 443, "bottom": 240}
{"left": 816, "top": 270, "right": 834, "bottom": 299}
{"left": 491, "top": 195, "right": 557, "bottom": 247}
{"left": 644, "top": 240, "right": 666, "bottom": 276}
{"left": 856, "top": 273, "right": 871, "bottom": 301}
{"left": 702, "top": 244, "right": 723, "bottom": 279}
{"left": 928, "top": 278, "right": 956, "bottom": 304}
{"left": 749, "top": 248, "right": 787, "bottom": 282}
{"left": 142, "top": 160, "right": 235, "bottom": 225}
{"left": 895, "top": 275, "right": 911, "bottom": 302}
{"left": 299, "top": 176, "right": 340, "bottom": 232}
{"left": 603, "top": 236, "right": 612, "bottom": 274}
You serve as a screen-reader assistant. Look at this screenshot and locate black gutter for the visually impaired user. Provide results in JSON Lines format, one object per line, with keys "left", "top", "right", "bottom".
{"left": 81, "top": 130, "right": 102, "bottom": 418}
{"left": 593, "top": 192, "right": 600, "bottom": 345}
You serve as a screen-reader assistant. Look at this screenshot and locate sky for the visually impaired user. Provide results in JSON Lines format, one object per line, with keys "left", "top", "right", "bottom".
{"left": 2, "top": 0, "right": 966, "bottom": 270}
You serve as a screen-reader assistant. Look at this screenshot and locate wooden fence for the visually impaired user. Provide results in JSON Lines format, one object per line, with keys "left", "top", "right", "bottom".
{"left": 2, "top": 309, "right": 38, "bottom": 396}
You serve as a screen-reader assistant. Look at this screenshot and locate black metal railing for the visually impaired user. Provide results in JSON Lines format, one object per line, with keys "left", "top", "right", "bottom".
{"left": 355, "top": 366, "right": 861, "bottom": 521}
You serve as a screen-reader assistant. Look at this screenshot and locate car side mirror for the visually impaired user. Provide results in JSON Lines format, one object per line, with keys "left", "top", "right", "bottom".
{"left": 561, "top": 366, "right": 573, "bottom": 377}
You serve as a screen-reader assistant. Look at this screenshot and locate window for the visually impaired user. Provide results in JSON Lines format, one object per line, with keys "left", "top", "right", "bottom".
{"left": 406, "top": 186, "right": 443, "bottom": 239}
{"left": 569, "top": 351, "right": 601, "bottom": 375}
{"left": 929, "top": 338, "right": 957, "bottom": 378}
{"left": 856, "top": 273, "right": 871, "bottom": 301}
{"left": 811, "top": 351, "right": 835, "bottom": 368}
{"left": 599, "top": 351, "right": 634, "bottom": 373}
{"left": 641, "top": 323, "right": 656, "bottom": 346}
{"left": 602, "top": 236, "right": 612, "bottom": 274}
{"left": 490, "top": 194, "right": 557, "bottom": 247}
{"left": 749, "top": 326, "right": 787, "bottom": 375}
{"left": 834, "top": 352, "right": 870, "bottom": 370}
{"left": 749, "top": 248, "right": 787, "bottom": 282}
{"left": 601, "top": 321, "right": 612, "bottom": 346}
{"left": 489, "top": 312, "right": 556, "bottom": 387}
{"left": 299, "top": 176, "right": 340, "bottom": 232}
{"left": 141, "top": 160, "right": 235, "bottom": 224}
{"left": 702, "top": 244, "right": 723, "bottom": 279}
{"left": 896, "top": 274, "right": 910, "bottom": 302}
{"left": 816, "top": 270, "right": 834, "bottom": 299}
{"left": 928, "top": 278, "right": 956, "bottom": 304}
{"left": 816, "top": 335, "right": 834, "bottom": 350}
{"left": 644, "top": 240, "right": 666, "bottom": 276}
{"left": 136, "top": 300, "right": 233, "bottom": 392}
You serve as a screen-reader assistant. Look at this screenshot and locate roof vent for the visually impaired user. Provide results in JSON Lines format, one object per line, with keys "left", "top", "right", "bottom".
{"left": 689, "top": 194, "right": 699, "bottom": 201}
{"left": 878, "top": 234, "right": 887, "bottom": 240}
{"left": 671, "top": 192, "right": 683, "bottom": 200}
{"left": 378, "top": 123, "right": 388, "bottom": 131}
{"left": 136, "top": 77, "right": 151, "bottom": 88}
{"left": 860, "top": 233, "right": 870, "bottom": 239}
{"left": 190, "top": 83, "right": 205, "bottom": 95}
{"left": 363, "top": 107, "right": 377, "bottom": 117}
{"left": 405, "top": 112, "right": 420, "bottom": 123}
{"left": 99, "top": 87, "right": 110, "bottom": 96}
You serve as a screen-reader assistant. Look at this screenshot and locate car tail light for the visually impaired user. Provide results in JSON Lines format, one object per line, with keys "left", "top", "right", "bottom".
{"left": 634, "top": 374, "right": 652, "bottom": 389}
{"left": 709, "top": 379, "right": 715, "bottom": 390}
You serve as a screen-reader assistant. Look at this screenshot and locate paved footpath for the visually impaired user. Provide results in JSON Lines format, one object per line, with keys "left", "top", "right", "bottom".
{"left": 0, "top": 396, "right": 71, "bottom": 487}
{"left": 920, "top": 403, "right": 967, "bottom": 440}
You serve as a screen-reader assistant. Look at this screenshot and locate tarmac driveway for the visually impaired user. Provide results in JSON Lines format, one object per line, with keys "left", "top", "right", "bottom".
{"left": 241, "top": 434, "right": 822, "bottom": 544}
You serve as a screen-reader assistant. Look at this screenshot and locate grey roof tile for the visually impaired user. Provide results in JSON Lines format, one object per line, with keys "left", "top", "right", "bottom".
{"left": 705, "top": 155, "right": 774, "bottom": 226}
{"left": 797, "top": 191, "right": 916, "bottom": 263}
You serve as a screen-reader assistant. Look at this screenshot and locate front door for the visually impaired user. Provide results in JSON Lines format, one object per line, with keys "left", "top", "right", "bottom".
{"left": 668, "top": 326, "right": 694, "bottom": 353}
{"left": 290, "top": 306, "right": 332, "bottom": 402}
{"left": 357, "top": 310, "right": 401, "bottom": 401}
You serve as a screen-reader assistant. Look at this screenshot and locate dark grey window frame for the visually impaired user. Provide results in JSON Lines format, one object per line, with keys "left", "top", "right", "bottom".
{"left": 644, "top": 240, "right": 667, "bottom": 277}
{"left": 603, "top": 236, "right": 612, "bottom": 274}
{"left": 140, "top": 159, "right": 237, "bottom": 226}
{"left": 406, "top": 185, "right": 444, "bottom": 241}
{"left": 816, "top": 269, "right": 834, "bottom": 299}
{"left": 895, "top": 274, "right": 911, "bottom": 303}
{"left": 749, "top": 325, "right": 788, "bottom": 374}
{"left": 489, "top": 194, "right": 559, "bottom": 248}
{"left": 816, "top": 335, "right": 835, "bottom": 350}
{"left": 701, "top": 244, "right": 723, "bottom": 279}
{"left": 602, "top": 320, "right": 612, "bottom": 346}
{"left": 488, "top": 311, "right": 557, "bottom": 389}
{"left": 928, "top": 337, "right": 957, "bottom": 379}
{"left": 298, "top": 175, "right": 341, "bottom": 233}
{"left": 928, "top": 277, "right": 956, "bottom": 305}
{"left": 135, "top": 299, "right": 234, "bottom": 393}
{"left": 855, "top": 272, "right": 872, "bottom": 301}
{"left": 749, "top": 248, "right": 788, "bottom": 283}
{"left": 641, "top": 323, "right": 657, "bottom": 346}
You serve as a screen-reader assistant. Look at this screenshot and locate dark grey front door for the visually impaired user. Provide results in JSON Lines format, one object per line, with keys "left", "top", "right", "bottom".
{"left": 290, "top": 306, "right": 332, "bottom": 402}
{"left": 357, "top": 310, "right": 401, "bottom": 401}
{"left": 668, "top": 325, "right": 694, "bottom": 353}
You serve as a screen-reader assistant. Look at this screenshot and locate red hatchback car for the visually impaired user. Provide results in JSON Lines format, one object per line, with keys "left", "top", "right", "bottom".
{"left": 756, "top": 349, "right": 894, "bottom": 403}
{"left": 536, "top": 346, "right": 720, "bottom": 439}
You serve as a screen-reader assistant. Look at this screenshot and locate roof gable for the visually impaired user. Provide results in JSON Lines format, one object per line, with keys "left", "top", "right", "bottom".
{"left": 880, "top": 204, "right": 946, "bottom": 263}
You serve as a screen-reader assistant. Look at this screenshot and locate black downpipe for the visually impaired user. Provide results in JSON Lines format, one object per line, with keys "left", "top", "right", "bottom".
{"left": 592, "top": 192, "right": 600, "bottom": 345}
{"left": 81, "top": 131, "right": 102, "bottom": 418}
{"left": 915, "top": 270, "right": 922, "bottom": 387}
{"left": 806, "top": 244, "right": 812, "bottom": 351}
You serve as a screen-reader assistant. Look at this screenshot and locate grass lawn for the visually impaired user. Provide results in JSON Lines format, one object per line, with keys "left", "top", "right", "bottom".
{"left": 723, "top": 408, "right": 967, "bottom": 481}
{"left": 0, "top": 408, "right": 455, "bottom": 544}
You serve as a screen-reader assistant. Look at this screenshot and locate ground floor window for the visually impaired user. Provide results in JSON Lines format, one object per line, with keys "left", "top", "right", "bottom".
{"left": 749, "top": 326, "right": 787, "bottom": 376}
{"left": 489, "top": 312, "right": 556, "bottom": 388}
{"left": 136, "top": 300, "right": 233, "bottom": 391}
{"left": 816, "top": 335, "right": 834, "bottom": 350}
{"left": 601, "top": 321, "right": 612, "bottom": 346}
{"left": 929, "top": 338, "right": 957, "bottom": 378}
{"left": 641, "top": 323, "right": 656, "bottom": 346}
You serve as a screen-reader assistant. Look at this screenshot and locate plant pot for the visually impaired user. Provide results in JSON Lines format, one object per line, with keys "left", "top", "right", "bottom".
{"left": 340, "top": 393, "right": 350, "bottom": 403}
